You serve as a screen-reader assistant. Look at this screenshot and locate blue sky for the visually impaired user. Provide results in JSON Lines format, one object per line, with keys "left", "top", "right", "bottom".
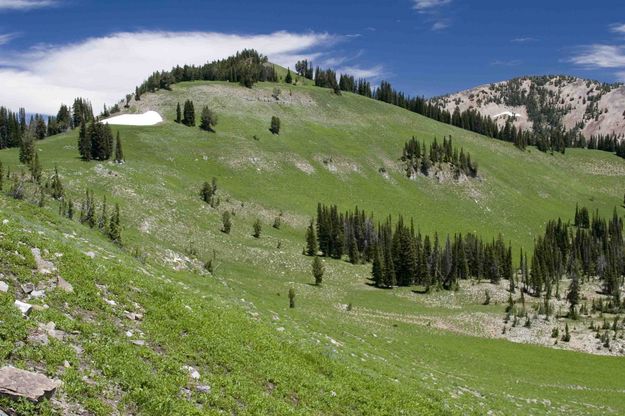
{"left": 1, "top": 0, "right": 625, "bottom": 114}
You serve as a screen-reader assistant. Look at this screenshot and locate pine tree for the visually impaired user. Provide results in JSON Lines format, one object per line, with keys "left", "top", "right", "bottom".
{"left": 51, "top": 165, "right": 64, "bottom": 199}
{"left": 372, "top": 244, "right": 384, "bottom": 287}
{"left": 288, "top": 287, "right": 295, "bottom": 308}
{"left": 114, "top": 131, "right": 124, "bottom": 163}
{"left": 108, "top": 203, "right": 122, "bottom": 245}
{"left": 19, "top": 132, "right": 35, "bottom": 165}
{"left": 222, "top": 211, "right": 232, "bottom": 234}
{"left": 285, "top": 69, "right": 293, "bottom": 84}
{"left": 135, "top": 87, "right": 141, "bottom": 101}
{"left": 29, "top": 152, "right": 42, "bottom": 183}
{"left": 199, "top": 106, "right": 217, "bottom": 132}
{"left": 305, "top": 219, "right": 318, "bottom": 255}
{"left": 270, "top": 116, "right": 281, "bottom": 135}
{"left": 0, "top": 161, "right": 3, "bottom": 191}
{"left": 98, "top": 196, "right": 109, "bottom": 232}
{"left": 175, "top": 102, "right": 181, "bottom": 123}
{"left": 252, "top": 219, "right": 262, "bottom": 238}
{"left": 78, "top": 120, "right": 91, "bottom": 161}
{"left": 67, "top": 198, "right": 74, "bottom": 220}
{"left": 182, "top": 100, "right": 195, "bottom": 126}
{"left": 312, "top": 256, "right": 324, "bottom": 285}
{"left": 37, "top": 186, "right": 45, "bottom": 207}
{"left": 567, "top": 262, "right": 581, "bottom": 319}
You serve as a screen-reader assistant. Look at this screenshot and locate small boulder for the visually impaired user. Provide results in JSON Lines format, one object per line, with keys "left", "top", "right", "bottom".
{"left": 14, "top": 300, "right": 33, "bottom": 316}
{"left": 196, "top": 384, "right": 211, "bottom": 393}
{"left": 21, "top": 283, "right": 34, "bottom": 294}
{"left": 56, "top": 276, "right": 73, "bottom": 293}
{"left": 0, "top": 366, "right": 62, "bottom": 402}
{"left": 0, "top": 281, "right": 8, "bottom": 293}
{"left": 30, "top": 290, "right": 46, "bottom": 299}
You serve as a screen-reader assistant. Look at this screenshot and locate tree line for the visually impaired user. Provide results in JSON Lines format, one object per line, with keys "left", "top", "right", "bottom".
{"left": 401, "top": 135, "right": 478, "bottom": 178}
{"left": 134, "top": 49, "right": 278, "bottom": 97}
{"left": 305, "top": 203, "right": 513, "bottom": 290}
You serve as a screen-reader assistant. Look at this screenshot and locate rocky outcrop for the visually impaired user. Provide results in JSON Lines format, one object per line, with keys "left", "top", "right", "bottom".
{"left": 0, "top": 367, "right": 62, "bottom": 402}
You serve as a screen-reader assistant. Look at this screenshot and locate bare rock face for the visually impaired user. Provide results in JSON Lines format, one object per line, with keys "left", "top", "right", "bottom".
{"left": 0, "top": 367, "right": 62, "bottom": 402}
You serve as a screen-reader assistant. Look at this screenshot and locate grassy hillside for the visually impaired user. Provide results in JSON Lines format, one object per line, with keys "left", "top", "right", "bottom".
{"left": 1, "top": 79, "right": 625, "bottom": 415}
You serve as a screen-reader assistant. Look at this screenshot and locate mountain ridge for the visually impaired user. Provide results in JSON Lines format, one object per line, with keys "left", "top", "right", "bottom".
{"left": 430, "top": 75, "right": 625, "bottom": 139}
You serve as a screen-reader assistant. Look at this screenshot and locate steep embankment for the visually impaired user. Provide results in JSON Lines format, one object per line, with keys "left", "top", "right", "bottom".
{"left": 1, "top": 80, "right": 625, "bottom": 415}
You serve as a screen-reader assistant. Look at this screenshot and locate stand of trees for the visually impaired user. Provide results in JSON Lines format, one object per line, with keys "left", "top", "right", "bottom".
{"left": 307, "top": 203, "right": 512, "bottom": 290}
{"left": 527, "top": 207, "right": 624, "bottom": 312}
{"left": 401, "top": 135, "right": 478, "bottom": 178}
{"left": 134, "top": 49, "right": 277, "bottom": 96}
{"left": 78, "top": 121, "right": 115, "bottom": 161}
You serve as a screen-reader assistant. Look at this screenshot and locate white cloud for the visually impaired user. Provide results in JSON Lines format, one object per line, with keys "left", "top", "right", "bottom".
{"left": 570, "top": 44, "right": 625, "bottom": 68}
{"left": 412, "top": 0, "right": 452, "bottom": 11}
{"left": 511, "top": 37, "right": 537, "bottom": 43}
{"left": 610, "top": 23, "right": 625, "bottom": 34}
{"left": 0, "top": 33, "right": 17, "bottom": 45}
{"left": 0, "top": 0, "right": 57, "bottom": 10}
{"left": 431, "top": 20, "right": 449, "bottom": 31}
{"left": 0, "top": 31, "right": 337, "bottom": 114}
{"left": 335, "top": 65, "right": 384, "bottom": 79}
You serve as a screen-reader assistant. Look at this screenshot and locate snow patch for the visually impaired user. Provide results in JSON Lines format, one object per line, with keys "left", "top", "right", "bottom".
{"left": 493, "top": 111, "right": 523, "bottom": 118}
{"left": 101, "top": 111, "right": 163, "bottom": 126}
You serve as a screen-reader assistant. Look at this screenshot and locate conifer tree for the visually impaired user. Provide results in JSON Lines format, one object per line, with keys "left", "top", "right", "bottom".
{"left": 567, "top": 262, "right": 581, "bottom": 319}
{"left": 312, "top": 256, "right": 324, "bottom": 285}
{"left": 199, "top": 106, "right": 217, "bottom": 132}
{"left": 67, "top": 198, "right": 74, "bottom": 220}
{"left": 78, "top": 120, "right": 91, "bottom": 161}
{"left": 270, "top": 116, "right": 281, "bottom": 135}
{"left": 30, "top": 152, "right": 42, "bottom": 183}
{"left": 182, "top": 100, "right": 195, "bottom": 126}
{"left": 98, "top": 196, "right": 109, "bottom": 232}
{"left": 37, "top": 186, "right": 45, "bottom": 207}
{"left": 114, "top": 131, "right": 124, "bottom": 163}
{"left": 19, "top": 132, "right": 35, "bottom": 165}
{"left": 285, "top": 69, "right": 293, "bottom": 84}
{"left": 288, "top": 287, "right": 296, "bottom": 308}
{"left": 108, "top": 203, "right": 122, "bottom": 245}
{"left": 0, "top": 161, "right": 3, "bottom": 191}
{"left": 372, "top": 245, "right": 384, "bottom": 287}
{"left": 222, "top": 211, "right": 232, "bottom": 234}
{"left": 305, "top": 219, "right": 318, "bottom": 256}
{"left": 176, "top": 102, "right": 181, "bottom": 123}
{"left": 252, "top": 219, "right": 262, "bottom": 238}
{"left": 135, "top": 86, "right": 141, "bottom": 101}
{"left": 51, "top": 165, "right": 64, "bottom": 199}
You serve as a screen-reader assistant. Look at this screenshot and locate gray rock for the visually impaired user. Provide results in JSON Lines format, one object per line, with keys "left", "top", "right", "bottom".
{"left": 31, "top": 248, "right": 56, "bottom": 275}
{"left": 131, "top": 340, "right": 145, "bottom": 346}
{"left": 40, "top": 322, "right": 67, "bottom": 341}
{"left": 27, "top": 332, "right": 49, "bottom": 346}
{"left": 30, "top": 290, "right": 46, "bottom": 299}
{"left": 0, "top": 281, "right": 8, "bottom": 293}
{"left": 56, "top": 276, "right": 73, "bottom": 293}
{"left": 196, "top": 384, "right": 211, "bottom": 393}
{"left": 14, "top": 300, "right": 32, "bottom": 316}
{"left": 0, "top": 366, "right": 62, "bottom": 402}
{"left": 21, "top": 283, "right": 34, "bottom": 294}
{"left": 125, "top": 312, "right": 143, "bottom": 321}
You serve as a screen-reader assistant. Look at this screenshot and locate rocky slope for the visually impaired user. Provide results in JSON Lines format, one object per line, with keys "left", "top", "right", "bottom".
{"left": 430, "top": 75, "right": 625, "bottom": 138}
